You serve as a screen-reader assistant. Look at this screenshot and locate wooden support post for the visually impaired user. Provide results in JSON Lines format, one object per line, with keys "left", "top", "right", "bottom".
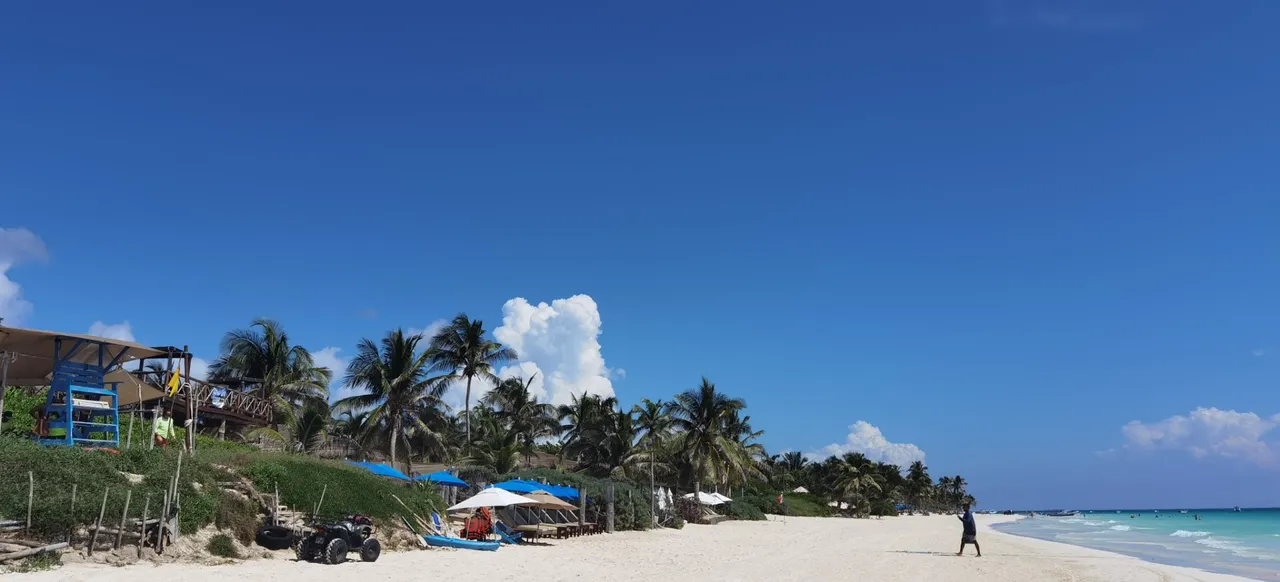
{"left": 314, "top": 484, "right": 328, "bottom": 519}
{"left": 0, "top": 542, "right": 69, "bottom": 562}
{"left": 274, "top": 483, "right": 280, "bottom": 526}
{"left": 158, "top": 481, "right": 172, "bottom": 553}
{"left": 114, "top": 490, "right": 132, "bottom": 549}
{"left": 579, "top": 489, "right": 586, "bottom": 528}
{"left": 68, "top": 483, "right": 77, "bottom": 544}
{"left": 25, "top": 471, "right": 33, "bottom": 536}
{"left": 606, "top": 483, "right": 615, "bottom": 533}
{"left": 88, "top": 488, "right": 109, "bottom": 556}
{"left": 138, "top": 494, "right": 150, "bottom": 558}
{"left": 149, "top": 404, "right": 160, "bottom": 451}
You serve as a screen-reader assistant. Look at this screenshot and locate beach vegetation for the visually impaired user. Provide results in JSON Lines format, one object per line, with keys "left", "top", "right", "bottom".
{"left": 206, "top": 533, "right": 239, "bottom": 558}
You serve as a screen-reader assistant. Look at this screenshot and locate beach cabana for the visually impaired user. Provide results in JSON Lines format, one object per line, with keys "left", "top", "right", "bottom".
{"left": 416, "top": 470, "right": 470, "bottom": 488}
{"left": 348, "top": 460, "right": 411, "bottom": 481}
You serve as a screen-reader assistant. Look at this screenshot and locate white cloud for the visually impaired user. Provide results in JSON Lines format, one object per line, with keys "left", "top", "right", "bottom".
{"left": 1253, "top": 348, "right": 1268, "bottom": 357}
{"left": 0, "top": 227, "right": 49, "bottom": 326}
{"left": 88, "top": 321, "right": 136, "bottom": 342}
{"left": 810, "top": 421, "right": 927, "bottom": 467}
{"left": 407, "top": 319, "right": 448, "bottom": 343}
{"left": 188, "top": 356, "right": 211, "bottom": 381}
{"left": 310, "top": 346, "right": 353, "bottom": 401}
{"left": 492, "top": 295, "right": 615, "bottom": 406}
{"left": 1120, "top": 407, "right": 1280, "bottom": 467}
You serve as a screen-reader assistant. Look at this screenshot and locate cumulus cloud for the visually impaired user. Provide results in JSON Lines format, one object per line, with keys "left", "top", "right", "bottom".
{"left": 0, "top": 227, "right": 49, "bottom": 325}
{"left": 1120, "top": 408, "right": 1280, "bottom": 467}
{"left": 491, "top": 295, "right": 615, "bottom": 406}
{"left": 88, "top": 321, "right": 136, "bottom": 342}
{"left": 810, "top": 421, "right": 927, "bottom": 467}
{"left": 407, "top": 319, "right": 448, "bottom": 343}
{"left": 310, "top": 346, "right": 354, "bottom": 401}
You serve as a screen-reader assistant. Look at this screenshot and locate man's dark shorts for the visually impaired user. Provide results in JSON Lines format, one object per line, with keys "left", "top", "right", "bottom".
{"left": 962, "top": 534, "right": 977, "bottom": 543}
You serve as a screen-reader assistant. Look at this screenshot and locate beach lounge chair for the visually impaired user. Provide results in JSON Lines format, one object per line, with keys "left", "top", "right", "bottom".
{"left": 493, "top": 521, "right": 524, "bottom": 545}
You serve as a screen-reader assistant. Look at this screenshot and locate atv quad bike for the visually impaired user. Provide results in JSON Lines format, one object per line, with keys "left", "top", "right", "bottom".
{"left": 295, "top": 514, "right": 381, "bottom": 564}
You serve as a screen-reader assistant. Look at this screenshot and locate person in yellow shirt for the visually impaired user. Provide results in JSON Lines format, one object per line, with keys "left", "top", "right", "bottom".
{"left": 153, "top": 408, "right": 176, "bottom": 448}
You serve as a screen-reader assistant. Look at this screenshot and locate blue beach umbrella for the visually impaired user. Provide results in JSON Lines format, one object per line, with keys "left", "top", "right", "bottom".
{"left": 415, "top": 470, "right": 471, "bottom": 489}
{"left": 347, "top": 460, "right": 411, "bottom": 481}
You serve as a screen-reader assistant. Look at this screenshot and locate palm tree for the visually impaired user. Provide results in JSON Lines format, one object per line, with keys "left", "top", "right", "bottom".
{"left": 906, "top": 460, "right": 932, "bottom": 512}
{"left": 633, "top": 398, "right": 671, "bottom": 517}
{"left": 833, "top": 454, "right": 882, "bottom": 515}
{"left": 483, "top": 373, "right": 560, "bottom": 447}
{"left": 247, "top": 399, "right": 331, "bottom": 454}
{"left": 427, "top": 314, "right": 517, "bottom": 448}
{"left": 557, "top": 393, "right": 616, "bottom": 458}
{"left": 464, "top": 416, "right": 528, "bottom": 474}
{"left": 721, "top": 410, "right": 767, "bottom": 495}
{"left": 209, "top": 319, "right": 333, "bottom": 428}
{"left": 335, "top": 329, "right": 448, "bottom": 474}
{"left": 668, "top": 377, "right": 745, "bottom": 495}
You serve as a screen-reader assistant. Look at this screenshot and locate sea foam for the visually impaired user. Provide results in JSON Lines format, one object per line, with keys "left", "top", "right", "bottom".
{"left": 1171, "top": 530, "right": 1210, "bottom": 538}
{"left": 1109, "top": 525, "right": 1131, "bottom": 531}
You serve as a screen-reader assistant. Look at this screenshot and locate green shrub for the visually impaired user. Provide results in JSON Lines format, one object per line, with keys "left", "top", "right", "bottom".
{"left": 721, "top": 500, "right": 766, "bottom": 521}
{"left": 240, "top": 454, "right": 442, "bottom": 526}
{"left": 869, "top": 499, "right": 899, "bottom": 517}
{"left": 207, "top": 534, "right": 238, "bottom": 558}
{"left": 672, "top": 515, "right": 685, "bottom": 529}
{"left": 215, "top": 494, "right": 260, "bottom": 545}
{"left": 9, "top": 550, "right": 60, "bottom": 572}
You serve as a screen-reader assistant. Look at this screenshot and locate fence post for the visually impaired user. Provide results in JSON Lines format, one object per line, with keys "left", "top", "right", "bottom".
{"left": 605, "top": 483, "right": 615, "bottom": 533}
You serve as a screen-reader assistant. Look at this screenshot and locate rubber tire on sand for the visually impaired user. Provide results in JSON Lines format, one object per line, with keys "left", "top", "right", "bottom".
{"left": 256, "top": 525, "right": 295, "bottom": 551}
{"left": 360, "top": 539, "right": 381, "bottom": 562}
{"left": 325, "top": 537, "right": 348, "bottom": 564}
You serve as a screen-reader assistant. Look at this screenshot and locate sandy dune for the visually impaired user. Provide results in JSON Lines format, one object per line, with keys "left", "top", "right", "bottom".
{"left": 8, "top": 515, "right": 1259, "bottom": 582}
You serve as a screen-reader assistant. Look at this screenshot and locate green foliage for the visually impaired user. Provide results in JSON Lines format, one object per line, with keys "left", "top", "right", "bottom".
{"left": 501, "top": 468, "right": 652, "bottom": 531}
{"left": 870, "top": 498, "right": 899, "bottom": 517}
{"left": 0, "top": 388, "right": 46, "bottom": 438}
{"left": 671, "top": 515, "right": 685, "bottom": 529}
{"left": 207, "top": 533, "right": 239, "bottom": 558}
{"left": 721, "top": 499, "right": 765, "bottom": 521}
{"left": 214, "top": 493, "right": 260, "bottom": 545}
{"left": 239, "top": 454, "right": 443, "bottom": 525}
{"left": 0, "top": 437, "right": 224, "bottom": 538}
{"left": 9, "top": 551, "right": 60, "bottom": 572}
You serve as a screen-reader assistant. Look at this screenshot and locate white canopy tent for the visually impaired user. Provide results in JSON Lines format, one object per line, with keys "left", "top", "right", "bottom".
{"left": 447, "top": 487, "right": 538, "bottom": 511}
{"left": 710, "top": 492, "right": 733, "bottom": 503}
{"left": 683, "top": 492, "right": 725, "bottom": 506}
{"left": 791, "top": 486, "right": 809, "bottom": 494}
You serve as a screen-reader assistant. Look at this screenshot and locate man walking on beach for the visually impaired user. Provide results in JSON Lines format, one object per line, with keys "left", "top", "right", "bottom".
{"left": 957, "top": 502, "right": 981, "bottom": 557}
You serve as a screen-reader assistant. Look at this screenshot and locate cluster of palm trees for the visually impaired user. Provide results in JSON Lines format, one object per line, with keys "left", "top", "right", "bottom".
{"left": 204, "top": 316, "right": 974, "bottom": 513}
{"left": 766, "top": 452, "right": 976, "bottom": 514}
{"left": 203, "top": 318, "right": 766, "bottom": 492}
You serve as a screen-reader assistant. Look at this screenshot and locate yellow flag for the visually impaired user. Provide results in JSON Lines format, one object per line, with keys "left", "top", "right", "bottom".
{"left": 167, "top": 370, "right": 181, "bottom": 396}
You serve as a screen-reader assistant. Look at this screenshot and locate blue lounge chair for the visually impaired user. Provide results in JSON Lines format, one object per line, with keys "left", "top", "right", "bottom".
{"left": 494, "top": 521, "right": 524, "bottom": 545}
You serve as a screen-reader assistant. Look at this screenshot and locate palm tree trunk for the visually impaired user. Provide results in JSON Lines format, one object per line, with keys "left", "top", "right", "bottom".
{"left": 464, "top": 374, "right": 473, "bottom": 449}
{"left": 649, "top": 442, "right": 656, "bottom": 521}
{"left": 390, "top": 414, "right": 401, "bottom": 469}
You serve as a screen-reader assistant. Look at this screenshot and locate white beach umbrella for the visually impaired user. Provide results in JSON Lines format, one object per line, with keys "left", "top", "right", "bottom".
{"left": 656, "top": 487, "right": 668, "bottom": 511}
{"left": 447, "top": 487, "right": 539, "bottom": 511}
{"left": 791, "top": 486, "right": 809, "bottom": 494}
{"left": 710, "top": 492, "right": 733, "bottom": 503}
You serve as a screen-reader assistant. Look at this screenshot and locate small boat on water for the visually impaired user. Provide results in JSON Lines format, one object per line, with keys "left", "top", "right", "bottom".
{"left": 1179, "top": 510, "right": 1188, "bottom": 514}
{"left": 424, "top": 535, "right": 500, "bottom": 551}
{"left": 1046, "top": 510, "right": 1080, "bottom": 517}
{"left": 1233, "top": 506, "right": 1242, "bottom": 512}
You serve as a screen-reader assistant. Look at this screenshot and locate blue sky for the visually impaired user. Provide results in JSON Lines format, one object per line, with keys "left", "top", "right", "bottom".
{"left": 2, "top": 0, "right": 1279, "bottom": 510}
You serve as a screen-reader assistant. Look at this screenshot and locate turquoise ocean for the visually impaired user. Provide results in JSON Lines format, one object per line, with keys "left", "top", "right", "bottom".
{"left": 993, "top": 508, "right": 1280, "bottom": 580}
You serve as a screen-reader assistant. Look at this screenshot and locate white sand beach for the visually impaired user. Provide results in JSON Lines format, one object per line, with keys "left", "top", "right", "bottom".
{"left": 7, "top": 516, "right": 1261, "bottom": 582}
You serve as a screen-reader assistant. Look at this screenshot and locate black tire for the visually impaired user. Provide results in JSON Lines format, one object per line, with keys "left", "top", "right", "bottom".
{"left": 359, "top": 538, "right": 381, "bottom": 562}
{"left": 256, "top": 525, "right": 295, "bottom": 551}
{"left": 295, "top": 542, "right": 315, "bottom": 562}
{"left": 324, "top": 537, "right": 348, "bottom": 565}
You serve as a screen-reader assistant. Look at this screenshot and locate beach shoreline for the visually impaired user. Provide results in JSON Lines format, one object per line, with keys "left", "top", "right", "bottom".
{"left": 4, "top": 515, "right": 1265, "bottom": 581}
